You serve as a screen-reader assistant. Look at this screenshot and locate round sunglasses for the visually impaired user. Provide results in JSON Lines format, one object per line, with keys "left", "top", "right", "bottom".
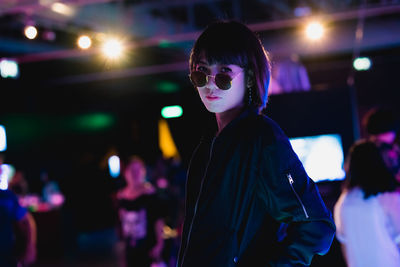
{"left": 189, "top": 71, "right": 242, "bottom": 90}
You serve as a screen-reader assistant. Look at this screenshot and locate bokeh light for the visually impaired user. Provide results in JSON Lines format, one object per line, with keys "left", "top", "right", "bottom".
{"left": 101, "top": 38, "right": 124, "bottom": 59}
{"left": 51, "top": 2, "right": 75, "bottom": 16}
{"left": 77, "top": 35, "right": 92, "bottom": 49}
{"left": 24, "top": 25, "right": 38, "bottom": 40}
{"left": 353, "top": 57, "right": 371, "bottom": 71}
{"left": 0, "top": 125, "right": 6, "bottom": 151}
{"left": 108, "top": 155, "right": 120, "bottom": 178}
{"left": 161, "top": 105, "right": 183, "bottom": 119}
{"left": 0, "top": 59, "right": 19, "bottom": 79}
{"left": 305, "top": 22, "right": 324, "bottom": 40}
{"left": 0, "top": 164, "right": 15, "bottom": 190}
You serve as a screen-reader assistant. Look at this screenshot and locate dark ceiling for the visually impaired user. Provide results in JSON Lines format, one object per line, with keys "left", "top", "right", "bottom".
{"left": 1, "top": 0, "right": 400, "bottom": 177}
{"left": 0, "top": 0, "right": 399, "bottom": 112}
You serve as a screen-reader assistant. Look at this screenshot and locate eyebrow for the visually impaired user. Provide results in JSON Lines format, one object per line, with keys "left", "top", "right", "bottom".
{"left": 196, "top": 60, "right": 208, "bottom": 65}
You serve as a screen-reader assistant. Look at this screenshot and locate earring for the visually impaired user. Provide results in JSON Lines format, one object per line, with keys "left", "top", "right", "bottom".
{"left": 248, "top": 87, "right": 252, "bottom": 105}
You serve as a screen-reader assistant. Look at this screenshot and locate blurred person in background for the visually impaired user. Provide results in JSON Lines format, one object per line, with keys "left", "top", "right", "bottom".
{"left": 40, "top": 171, "right": 64, "bottom": 208}
{"left": 270, "top": 54, "right": 311, "bottom": 95}
{"left": 334, "top": 140, "right": 400, "bottom": 267}
{"left": 8, "top": 170, "right": 29, "bottom": 197}
{"left": 178, "top": 20, "right": 335, "bottom": 267}
{"left": 116, "top": 156, "right": 166, "bottom": 267}
{"left": 152, "top": 156, "right": 183, "bottom": 267}
{"left": 362, "top": 107, "right": 400, "bottom": 182}
{"left": 0, "top": 157, "right": 37, "bottom": 267}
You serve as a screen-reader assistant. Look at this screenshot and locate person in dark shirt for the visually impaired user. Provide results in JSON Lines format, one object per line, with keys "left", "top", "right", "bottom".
{"left": 0, "top": 189, "right": 36, "bottom": 267}
{"left": 177, "top": 20, "right": 335, "bottom": 267}
{"left": 0, "top": 156, "right": 36, "bottom": 267}
{"left": 116, "top": 156, "right": 165, "bottom": 267}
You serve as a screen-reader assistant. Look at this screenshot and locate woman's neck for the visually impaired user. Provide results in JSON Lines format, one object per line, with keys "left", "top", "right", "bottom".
{"left": 215, "top": 105, "right": 245, "bottom": 136}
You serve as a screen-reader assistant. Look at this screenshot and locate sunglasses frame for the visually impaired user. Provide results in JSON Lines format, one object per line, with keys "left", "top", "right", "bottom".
{"left": 189, "top": 70, "right": 242, "bottom": 90}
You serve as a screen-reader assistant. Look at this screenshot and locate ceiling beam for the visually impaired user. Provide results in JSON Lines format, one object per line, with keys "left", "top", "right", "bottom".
{"left": 39, "top": 14, "right": 400, "bottom": 86}
{"left": 47, "top": 61, "right": 188, "bottom": 85}
{"left": 10, "top": 4, "right": 400, "bottom": 64}
{"left": 0, "top": 0, "right": 117, "bottom": 15}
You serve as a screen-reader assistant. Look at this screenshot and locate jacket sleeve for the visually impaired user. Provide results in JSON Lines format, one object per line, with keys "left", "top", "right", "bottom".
{"left": 258, "top": 138, "right": 336, "bottom": 266}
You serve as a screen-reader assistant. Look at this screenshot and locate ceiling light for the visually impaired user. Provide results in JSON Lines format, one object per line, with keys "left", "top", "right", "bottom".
{"left": 101, "top": 38, "right": 124, "bottom": 59}
{"left": 294, "top": 6, "right": 311, "bottom": 17}
{"left": 305, "top": 22, "right": 324, "bottom": 40}
{"left": 51, "top": 2, "right": 74, "bottom": 16}
{"left": 77, "top": 35, "right": 92, "bottom": 49}
{"left": 24, "top": 25, "right": 38, "bottom": 40}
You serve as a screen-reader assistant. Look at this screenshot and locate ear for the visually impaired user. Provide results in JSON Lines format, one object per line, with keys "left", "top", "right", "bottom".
{"left": 246, "top": 69, "right": 255, "bottom": 88}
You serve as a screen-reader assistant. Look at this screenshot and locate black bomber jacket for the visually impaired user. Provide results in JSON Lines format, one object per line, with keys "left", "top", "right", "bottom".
{"left": 177, "top": 108, "right": 336, "bottom": 267}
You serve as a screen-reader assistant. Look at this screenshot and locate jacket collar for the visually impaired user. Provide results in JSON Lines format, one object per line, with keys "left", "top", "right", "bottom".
{"left": 203, "top": 106, "right": 258, "bottom": 140}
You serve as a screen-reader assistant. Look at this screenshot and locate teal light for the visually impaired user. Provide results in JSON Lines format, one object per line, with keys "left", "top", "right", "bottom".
{"left": 158, "top": 39, "right": 172, "bottom": 48}
{"left": 0, "top": 59, "right": 19, "bottom": 79}
{"left": 161, "top": 105, "right": 183, "bottom": 119}
{"left": 0, "top": 116, "right": 41, "bottom": 142}
{"left": 156, "top": 81, "right": 180, "bottom": 93}
{"left": 353, "top": 57, "right": 371, "bottom": 71}
{"left": 74, "top": 113, "right": 115, "bottom": 131}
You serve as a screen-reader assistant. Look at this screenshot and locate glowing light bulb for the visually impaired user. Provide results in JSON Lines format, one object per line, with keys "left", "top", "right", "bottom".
{"left": 77, "top": 35, "right": 92, "bottom": 49}
{"left": 51, "top": 2, "right": 74, "bottom": 16}
{"left": 305, "top": 22, "right": 324, "bottom": 40}
{"left": 102, "top": 38, "right": 124, "bottom": 59}
{"left": 24, "top": 25, "right": 38, "bottom": 40}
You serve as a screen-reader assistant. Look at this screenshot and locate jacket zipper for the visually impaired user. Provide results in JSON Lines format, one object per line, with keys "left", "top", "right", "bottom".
{"left": 286, "top": 173, "right": 309, "bottom": 219}
{"left": 182, "top": 137, "right": 216, "bottom": 265}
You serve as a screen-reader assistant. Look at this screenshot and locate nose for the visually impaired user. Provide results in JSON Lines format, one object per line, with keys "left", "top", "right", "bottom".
{"left": 205, "top": 74, "right": 218, "bottom": 90}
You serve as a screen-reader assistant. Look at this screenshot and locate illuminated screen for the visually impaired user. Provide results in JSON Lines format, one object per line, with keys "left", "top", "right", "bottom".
{"left": 0, "top": 125, "right": 6, "bottom": 151}
{"left": 289, "top": 134, "right": 345, "bottom": 182}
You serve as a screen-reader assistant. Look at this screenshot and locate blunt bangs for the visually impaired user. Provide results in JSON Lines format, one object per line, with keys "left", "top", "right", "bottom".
{"left": 190, "top": 22, "right": 252, "bottom": 70}
{"left": 192, "top": 47, "right": 249, "bottom": 70}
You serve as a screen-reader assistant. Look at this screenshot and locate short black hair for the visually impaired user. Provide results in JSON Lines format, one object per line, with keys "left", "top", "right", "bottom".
{"left": 189, "top": 20, "right": 271, "bottom": 113}
{"left": 344, "top": 140, "right": 397, "bottom": 198}
{"left": 362, "top": 107, "right": 399, "bottom": 135}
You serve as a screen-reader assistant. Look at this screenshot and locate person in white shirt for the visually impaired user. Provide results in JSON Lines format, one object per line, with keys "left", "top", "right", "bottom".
{"left": 334, "top": 140, "right": 400, "bottom": 267}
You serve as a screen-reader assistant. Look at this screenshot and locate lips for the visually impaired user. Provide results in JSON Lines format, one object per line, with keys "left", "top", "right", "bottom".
{"left": 206, "top": 95, "right": 221, "bottom": 101}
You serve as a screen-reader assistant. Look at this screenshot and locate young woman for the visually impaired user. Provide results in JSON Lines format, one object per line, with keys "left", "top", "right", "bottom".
{"left": 177, "top": 20, "right": 335, "bottom": 267}
{"left": 334, "top": 141, "right": 400, "bottom": 267}
{"left": 116, "top": 156, "right": 165, "bottom": 267}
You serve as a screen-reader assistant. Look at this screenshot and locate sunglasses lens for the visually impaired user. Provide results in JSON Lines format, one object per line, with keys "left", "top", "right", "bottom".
{"left": 215, "top": 74, "right": 232, "bottom": 90}
{"left": 190, "top": 71, "right": 233, "bottom": 90}
{"left": 190, "top": 71, "right": 207, "bottom": 87}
